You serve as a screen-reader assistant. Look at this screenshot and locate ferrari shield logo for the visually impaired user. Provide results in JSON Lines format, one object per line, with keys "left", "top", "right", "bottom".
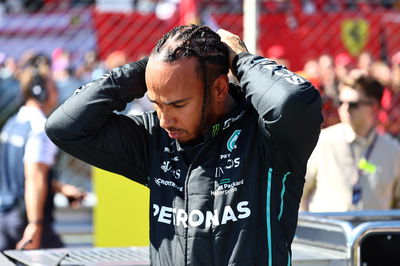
{"left": 341, "top": 19, "right": 369, "bottom": 56}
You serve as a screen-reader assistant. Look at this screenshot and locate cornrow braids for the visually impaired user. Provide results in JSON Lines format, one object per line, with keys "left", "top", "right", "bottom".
{"left": 152, "top": 24, "right": 230, "bottom": 129}
{"left": 152, "top": 24, "right": 229, "bottom": 77}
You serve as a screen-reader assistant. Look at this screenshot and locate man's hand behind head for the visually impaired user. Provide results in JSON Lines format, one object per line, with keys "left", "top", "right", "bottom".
{"left": 217, "top": 29, "right": 248, "bottom": 71}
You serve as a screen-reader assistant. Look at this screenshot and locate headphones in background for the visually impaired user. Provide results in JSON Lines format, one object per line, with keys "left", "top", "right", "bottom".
{"left": 29, "top": 72, "right": 48, "bottom": 103}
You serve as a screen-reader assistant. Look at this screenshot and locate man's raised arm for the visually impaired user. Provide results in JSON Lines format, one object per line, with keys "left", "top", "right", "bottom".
{"left": 45, "top": 58, "right": 150, "bottom": 184}
{"left": 218, "top": 29, "right": 323, "bottom": 168}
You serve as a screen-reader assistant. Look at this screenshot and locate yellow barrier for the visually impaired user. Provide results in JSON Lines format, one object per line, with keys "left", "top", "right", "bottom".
{"left": 93, "top": 168, "right": 149, "bottom": 247}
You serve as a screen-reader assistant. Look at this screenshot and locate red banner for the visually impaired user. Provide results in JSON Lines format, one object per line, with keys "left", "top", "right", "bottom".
{"left": 92, "top": 11, "right": 178, "bottom": 61}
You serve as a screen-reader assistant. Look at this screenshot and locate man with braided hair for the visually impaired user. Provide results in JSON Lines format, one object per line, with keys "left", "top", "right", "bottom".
{"left": 46, "top": 25, "right": 322, "bottom": 265}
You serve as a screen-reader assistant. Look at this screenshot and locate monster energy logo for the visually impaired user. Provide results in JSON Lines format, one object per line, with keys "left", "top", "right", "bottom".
{"left": 212, "top": 124, "right": 220, "bottom": 137}
{"left": 227, "top": 130, "right": 241, "bottom": 152}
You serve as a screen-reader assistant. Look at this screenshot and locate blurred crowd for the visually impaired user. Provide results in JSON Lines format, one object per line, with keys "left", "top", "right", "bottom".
{"left": 292, "top": 50, "right": 400, "bottom": 140}
{"left": 0, "top": 49, "right": 134, "bottom": 201}
{"left": 0, "top": 48, "right": 154, "bottom": 129}
{"left": 2, "top": 0, "right": 399, "bottom": 15}
{"left": 300, "top": 0, "right": 400, "bottom": 13}
{"left": 263, "top": 43, "right": 400, "bottom": 140}
{"left": 0, "top": 0, "right": 94, "bottom": 13}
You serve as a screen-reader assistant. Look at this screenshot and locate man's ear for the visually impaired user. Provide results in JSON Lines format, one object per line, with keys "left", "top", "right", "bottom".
{"left": 212, "top": 75, "right": 229, "bottom": 101}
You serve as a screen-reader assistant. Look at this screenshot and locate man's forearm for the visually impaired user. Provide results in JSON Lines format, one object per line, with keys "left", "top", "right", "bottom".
{"left": 24, "top": 163, "right": 48, "bottom": 224}
{"left": 46, "top": 58, "right": 148, "bottom": 141}
{"left": 45, "top": 59, "right": 150, "bottom": 182}
{"left": 15, "top": 162, "right": 49, "bottom": 249}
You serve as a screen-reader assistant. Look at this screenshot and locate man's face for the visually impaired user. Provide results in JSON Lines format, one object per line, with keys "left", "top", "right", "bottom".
{"left": 146, "top": 56, "right": 211, "bottom": 143}
{"left": 338, "top": 85, "right": 376, "bottom": 129}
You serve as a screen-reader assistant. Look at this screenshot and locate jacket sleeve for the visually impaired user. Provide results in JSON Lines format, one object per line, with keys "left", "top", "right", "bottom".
{"left": 45, "top": 58, "right": 150, "bottom": 185}
{"left": 233, "top": 52, "right": 323, "bottom": 170}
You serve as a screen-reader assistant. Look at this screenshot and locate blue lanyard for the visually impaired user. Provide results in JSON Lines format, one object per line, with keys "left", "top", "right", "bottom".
{"left": 350, "top": 133, "right": 378, "bottom": 205}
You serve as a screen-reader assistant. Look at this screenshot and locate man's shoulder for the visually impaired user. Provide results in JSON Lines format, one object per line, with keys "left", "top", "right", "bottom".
{"left": 16, "top": 106, "right": 47, "bottom": 134}
{"left": 320, "top": 123, "right": 344, "bottom": 138}
{"left": 377, "top": 133, "right": 400, "bottom": 154}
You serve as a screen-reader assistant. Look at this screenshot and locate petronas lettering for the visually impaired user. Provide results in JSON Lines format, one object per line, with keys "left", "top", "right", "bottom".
{"left": 152, "top": 201, "right": 251, "bottom": 228}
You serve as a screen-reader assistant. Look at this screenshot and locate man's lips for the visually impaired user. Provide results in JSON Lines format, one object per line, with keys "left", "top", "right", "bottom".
{"left": 166, "top": 130, "right": 185, "bottom": 138}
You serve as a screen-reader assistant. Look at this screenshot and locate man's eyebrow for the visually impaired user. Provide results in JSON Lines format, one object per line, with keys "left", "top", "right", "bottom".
{"left": 147, "top": 95, "right": 192, "bottom": 105}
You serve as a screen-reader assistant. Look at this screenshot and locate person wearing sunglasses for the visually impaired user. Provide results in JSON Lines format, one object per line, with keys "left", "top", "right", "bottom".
{"left": 301, "top": 75, "right": 400, "bottom": 212}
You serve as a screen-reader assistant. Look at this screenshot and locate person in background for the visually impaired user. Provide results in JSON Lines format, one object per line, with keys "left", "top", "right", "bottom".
{"left": 266, "top": 44, "right": 291, "bottom": 68}
{"left": 297, "top": 58, "right": 320, "bottom": 89}
{"left": 75, "top": 50, "right": 102, "bottom": 83}
{"left": 317, "top": 53, "right": 341, "bottom": 128}
{"left": 104, "top": 50, "right": 127, "bottom": 70}
{"left": 318, "top": 53, "right": 338, "bottom": 101}
{"left": 370, "top": 60, "right": 392, "bottom": 89}
{"left": 357, "top": 51, "right": 374, "bottom": 75}
{"left": 89, "top": 50, "right": 128, "bottom": 83}
{"left": 51, "top": 48, "right": 83, "bottom": 105}
{"left": 334, "top": 52, "right": 354, "bottom": 83}
{"left": 392, "top": 51, "right": 400, "bottom": 92}
{"left": 0, "top": 66, "right": 85, "bottom": 251}
{"left": 382, "top": 51, "right": 400, "bottom": 140}
{"left": 301, "top": 75, "right": 400, "bottom": 212}
{"left": 0, "top": 54, "right": 22, "bottom": 128}
{"left": 45, "top": 25, "right": 322, "bottom": 265}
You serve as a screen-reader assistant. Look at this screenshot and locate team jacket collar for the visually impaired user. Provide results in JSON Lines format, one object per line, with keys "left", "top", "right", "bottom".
{"left": 204, "top": 90, "right": 250, "bottom": 141}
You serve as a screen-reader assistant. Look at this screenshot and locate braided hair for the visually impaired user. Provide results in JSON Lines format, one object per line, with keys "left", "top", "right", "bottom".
{"left": 151, "top": 25, "right": 230, "bottom": 129}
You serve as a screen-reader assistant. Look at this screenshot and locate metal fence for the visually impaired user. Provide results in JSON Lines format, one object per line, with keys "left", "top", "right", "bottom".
{"left": 1, "top": 0, "right": 400, "bottom": 190}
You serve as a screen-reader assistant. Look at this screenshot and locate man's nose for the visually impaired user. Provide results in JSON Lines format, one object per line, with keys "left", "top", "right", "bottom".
{"left": 159, "top": 110, "right": 174, "bottom": 128}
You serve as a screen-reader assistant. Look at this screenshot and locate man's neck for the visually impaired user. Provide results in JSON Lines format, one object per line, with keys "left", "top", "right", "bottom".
{"left": 25, "top": 99, "right": 41, "bottom": 109}
{"left": 25, "top": 99, "right": 47, "bottom": 115}
{"left": 205, "top": 93, "right": 237, "bottom": 128}
{"left": 223, "top": 93, "right": 237, "bottom": 115}
{"left": 353, "top": 123, "right": 375, "bottom": 138}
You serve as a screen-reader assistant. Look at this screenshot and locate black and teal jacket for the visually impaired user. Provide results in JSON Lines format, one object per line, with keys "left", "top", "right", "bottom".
{"left": 45, "top": 52, "right": 322, "bottom": 266}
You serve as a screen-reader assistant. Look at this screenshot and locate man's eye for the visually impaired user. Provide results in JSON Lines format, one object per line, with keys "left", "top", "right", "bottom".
{"left": 174, "top": 104, "right": 185, "bottom": 108}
